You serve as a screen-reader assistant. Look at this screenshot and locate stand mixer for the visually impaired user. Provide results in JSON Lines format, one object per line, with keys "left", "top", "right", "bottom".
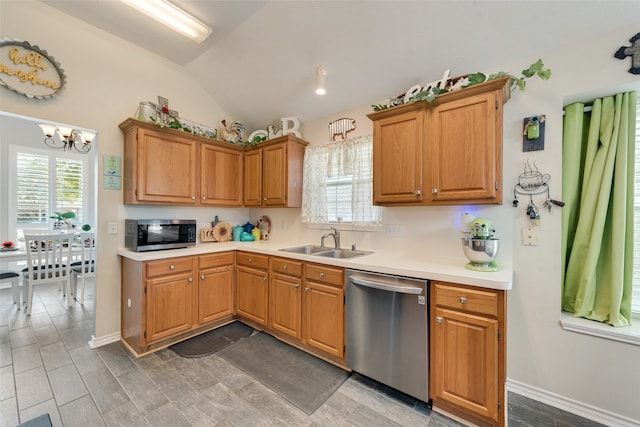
{"left": 461, "top": 217, "right": 501, "bottom": 272}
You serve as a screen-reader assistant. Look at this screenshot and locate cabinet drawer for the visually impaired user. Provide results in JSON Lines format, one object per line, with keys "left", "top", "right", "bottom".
{"left": 146, "top": 257, "right": 194, "bottom": 278}
{"left": 433, "top": 282, "right": 498, "bottom": 316}
{"left": 199, "top": 252, "right": 235, "bottom": 269}
{"left": 305, "top": 263, "right": 344, "bottom": 287}
{"left": 270, "top": 257, "right": 302, "bottom": 277}
{"left": 236, "top": 251, "right": 269, "bottom": 270}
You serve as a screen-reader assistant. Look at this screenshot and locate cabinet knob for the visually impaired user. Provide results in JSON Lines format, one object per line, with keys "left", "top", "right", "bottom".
{"left": 262, "top": 277, "right": 267, "bottom": 282}
{"left": 170, "top": 265, "right": 175, "bottom": 270}
{"left": 188, "top": 278, "right": 193, "bottom": 283}
{"left": 319, "top": 273, "right": 325, "bottom": 279}
{"left": 459, "top": 297, "right": 467, "bottom": 304}
{"left": 263, "top": 198, "right": 267, "bottom": 201}
{"left": 282, "top": 265, "right": 288, "bottom": 270}
{"left": 192, "top": 196, "right": 196, "bottom": 200}
{"left": 201, "top": 275, "right": 205, "bottom": 280}
{"left": 304, "top": 287, "right": 309, "bottom": 292}
{"left": 248, "top": 258, "right": 253, "bottom": 263}
{"left": 436, "top": 317, "right": 443, "bottom": 323}
{"left": 415, "top": 189, "right": 421, "bottom": 196}
{"left": 295, "top": 284, "right": 300, "bottom": 289}
{"left": 202, "top": 196, "right": 206, "bottom": 200}
{"left": 432, "top": 188, "right": 438, "bottom": 194}
{"left": 257, "top": 198, "right": 261, "bottom": 202}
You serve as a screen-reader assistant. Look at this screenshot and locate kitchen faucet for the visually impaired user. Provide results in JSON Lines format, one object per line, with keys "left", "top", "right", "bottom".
{"left": 321, "top": 227, "right": 340, "bottom": 250}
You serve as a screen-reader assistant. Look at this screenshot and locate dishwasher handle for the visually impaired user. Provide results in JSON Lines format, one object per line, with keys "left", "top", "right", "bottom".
{"left": 350, "top": 275, "right": 424, "bottom": 295}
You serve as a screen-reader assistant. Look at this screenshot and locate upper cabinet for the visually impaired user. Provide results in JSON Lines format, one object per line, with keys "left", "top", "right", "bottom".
{"left": 368, "top": 77, "right": 510, "bottom": 206}
{"left": 120, "top": 118, "right": 244, "bottom": 207}
{"left": 243, "top": 135, "right": 308, "bottom": 208}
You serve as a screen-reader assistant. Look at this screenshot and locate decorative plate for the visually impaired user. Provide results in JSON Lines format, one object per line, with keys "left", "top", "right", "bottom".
{"left": 257, "top": 215, "right": 271, "bottom": 240}
{"left": 212, "top": 221, "right": 232, "bottom": 242}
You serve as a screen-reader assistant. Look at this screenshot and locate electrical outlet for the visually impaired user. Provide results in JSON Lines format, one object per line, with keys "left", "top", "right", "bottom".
{"left": 108, "top": 222, "right": 117, "bottom": 234}
{"left": 386, "top": 224, "right": 403, "bottom": 237}
{"left": 522, "top": 227, "right": 538, "bottom": 246}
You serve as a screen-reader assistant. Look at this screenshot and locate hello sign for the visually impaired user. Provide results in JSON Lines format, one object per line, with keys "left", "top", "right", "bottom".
{"left": 0, "top": 39, "right": 66, "bottom": 99}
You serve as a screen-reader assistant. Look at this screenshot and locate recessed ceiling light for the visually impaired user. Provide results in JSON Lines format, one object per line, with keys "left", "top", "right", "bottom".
{"left": 120, "top": 0, "right": 212, "bottom": 43}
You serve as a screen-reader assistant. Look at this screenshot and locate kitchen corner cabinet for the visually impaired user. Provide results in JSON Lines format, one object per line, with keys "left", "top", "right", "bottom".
{"left": 303, "top": 263, "right": 345, "bottom": 359}
{"left": 430, "top": 281, "right": 506, "bottom": 427}
{"left": 120, "top": 118, "right": 243, "bottom": 207}
{"left": 235, "top": 252, "right": 269, "bottom": 326}
{"left": 243, "top": 135, "right": 308, "bottom": 207}
{"left": 121, "top": 252, "right": 236, "bottom": 355}
{"left": 367, "top": 77, "right": 510, "bottom": 206}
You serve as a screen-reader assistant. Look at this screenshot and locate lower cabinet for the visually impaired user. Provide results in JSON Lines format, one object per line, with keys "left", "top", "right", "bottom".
{"left": 121, "top": 252, "right": 235, "bottom": 355}
{"left": 303, "top": 263, "right": 345, "bottom": 359}
{"left": 269, "top": 257, "right": 303, "bottom": 339}
{"left": 430, "top": 281, "right": 506, "bottom": 427}
{"left": 235, "top": 252, "right": 269, "bottom": 326}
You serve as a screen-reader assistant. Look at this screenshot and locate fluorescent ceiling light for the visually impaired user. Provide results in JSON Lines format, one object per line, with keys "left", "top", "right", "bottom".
{"left": 120, "top": 0, "right": 212, "bottom": 43}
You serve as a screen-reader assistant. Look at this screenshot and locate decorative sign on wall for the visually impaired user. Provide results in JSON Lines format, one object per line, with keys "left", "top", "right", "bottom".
{"left": 522, "top": 115, "right": 546, "bottom": 152}
{"left": 614, "top": 32, "right": 640, "bottom": 75}
{"left": 328, "top": 117, "right": 356, "bottom": 141}
{"left": 103, "top": 155, "right": 122, "bottom": 190}
{"left": 0, "top": 39, "right": 66, "bottom": 99}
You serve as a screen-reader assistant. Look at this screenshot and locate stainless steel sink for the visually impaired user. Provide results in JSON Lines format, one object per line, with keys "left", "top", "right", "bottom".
{"left": 314, "top": 249, "right": 373, "bottom": 259}
{"left": 279, "top": 245, "right": 373, "bottom": 259}
{"left": 279, "top": 245, "right": 328, "bottom": 255}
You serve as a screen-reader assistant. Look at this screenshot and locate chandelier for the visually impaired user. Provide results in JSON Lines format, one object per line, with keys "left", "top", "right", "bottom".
{"left": 39, "top": 124, "right": 96, "bottom": 154}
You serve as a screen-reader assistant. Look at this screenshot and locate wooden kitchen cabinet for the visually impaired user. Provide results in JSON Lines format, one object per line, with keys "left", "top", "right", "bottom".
{"left": 269, "top": 257, "right": 303, "bottom": 339}
{"left": 367, "top": 77, "right": 510, "bottom": 206}
{"left": 303, "top": 263, "right": 345, "bottom": 359}
{"left": 198, "top": 252, "right": 235, "bottom": 325}
{"left": 120, "top": 118, "right": 244, "bottom": 207}
{"left": 236, "top": 252, "right": 269, "bottom": 326}
{"left": 243, "top": 135, "right": 308, "bottom": 207}
{"left": 430, "top": 281, "right": 506, "bottom": 427}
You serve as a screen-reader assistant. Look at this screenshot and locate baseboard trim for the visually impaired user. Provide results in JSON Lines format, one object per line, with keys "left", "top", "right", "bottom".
{"left": 89, "top": 332, "right": 121, "bottom": 349}
{"left": 506, "top": 379, "right": 639, "bottom": 427}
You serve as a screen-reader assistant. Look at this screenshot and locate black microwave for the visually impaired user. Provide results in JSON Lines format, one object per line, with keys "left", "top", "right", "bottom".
{"left": 125, "top": 219, "right": 197, "bottom": 252}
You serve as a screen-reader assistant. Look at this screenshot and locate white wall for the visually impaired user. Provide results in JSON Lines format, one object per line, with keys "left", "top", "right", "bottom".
{"left": 0, "top": 1, "right": 232, "bottom": 339}
{"left": 2, "top": 1, "right": 639, "bottom": 423}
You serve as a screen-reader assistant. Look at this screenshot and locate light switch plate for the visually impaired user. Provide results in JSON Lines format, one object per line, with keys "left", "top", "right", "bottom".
{"left": 108, "top": 222, "right": 117, "bottom": 234}
{"left": 522, "top": 227, "right": 538, "bottom": 246}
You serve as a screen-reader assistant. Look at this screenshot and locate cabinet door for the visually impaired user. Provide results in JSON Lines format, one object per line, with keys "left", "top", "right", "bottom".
{"left": 430, "top": 91, "right": 500, "bottom": 203}
{"left": 137, "top": 128, "right": 198, "bottom": 204}
{"left": 372, "top": 108, "right": 424, "bottom": 204}
{"left": 236, "top": 265, "right": 268, "bottom": 325}
{"left": 262, "top": 142, "right": 287, "bottom": 206}
{"left": 304, "top": 281, "right": 344, "bottom": 359}
{"left": 146, "top": 272, "right": 196, "bottom": 344}
{"left": 243, "top": 149, "right": 263, "bottom": 206}
{"left": 200, "top": 144, "right": 243, "bottom": 207}
{"left": 199, "top": 265, "right": 234, "bottom": 325}
{"left": 269, "top": 273, "right": 302, "bottom": 339}
{"left": 433, "top": 306, "right": 498, "bottom": 422}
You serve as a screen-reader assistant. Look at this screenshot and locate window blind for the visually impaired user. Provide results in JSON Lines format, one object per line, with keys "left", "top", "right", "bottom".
{"left": 16, "top": 153, "right": 49, "bottom": 224}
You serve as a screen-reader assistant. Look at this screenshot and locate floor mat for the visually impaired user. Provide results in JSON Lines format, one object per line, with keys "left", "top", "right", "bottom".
{"left": 169, "top": 322, "right": 253, "bottom": 358}
{"left": 218, "top": 331, "right": 350, "bottom": 415}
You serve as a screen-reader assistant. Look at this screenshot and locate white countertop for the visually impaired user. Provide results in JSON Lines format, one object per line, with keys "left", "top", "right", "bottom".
{"left": 117, "top": 241, "right": 513, "bottom": 290}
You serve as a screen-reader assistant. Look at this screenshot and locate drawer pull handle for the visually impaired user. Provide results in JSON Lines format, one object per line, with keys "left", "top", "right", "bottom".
{"left": 459, "top": 297, "right": 467, "bottom": 304}
{"left": 170, "top": 265, "right": 175, "bottom": 271}
{"left": 319, "top": 273, "right": 325, "bottom": 279}
{"left": 436, "top": 317, "right": 443, "bottom": 323}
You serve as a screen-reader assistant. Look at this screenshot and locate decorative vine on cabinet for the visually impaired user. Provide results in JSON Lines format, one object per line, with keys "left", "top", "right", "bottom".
{"left": 120, "top": 118, "right": 243, "bottom": 207}
{"left": 367, "top": 77, "right": 511, "bottom": 206}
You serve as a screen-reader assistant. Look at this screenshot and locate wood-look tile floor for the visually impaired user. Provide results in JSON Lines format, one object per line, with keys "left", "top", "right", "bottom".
{"left": 0, "top": 282, "right": 603, "bottom": 427}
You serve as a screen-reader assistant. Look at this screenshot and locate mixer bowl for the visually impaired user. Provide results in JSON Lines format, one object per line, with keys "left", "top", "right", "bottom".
{"left": 461, "top": 237, "right": 499, "bottom": 265}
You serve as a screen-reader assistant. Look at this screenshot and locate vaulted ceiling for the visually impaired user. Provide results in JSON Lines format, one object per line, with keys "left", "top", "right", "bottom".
{"left": 42, "top": 0, "right": 640, "bottom": 130}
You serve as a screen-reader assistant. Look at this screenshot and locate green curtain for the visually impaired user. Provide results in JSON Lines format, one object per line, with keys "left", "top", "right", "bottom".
{"left": 562, "top": 91, "right": 636, "bottom": 327}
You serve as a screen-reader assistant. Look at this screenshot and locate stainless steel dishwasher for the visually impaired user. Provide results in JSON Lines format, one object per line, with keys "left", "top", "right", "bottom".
{"left": 346, "top": 269, "right": 428, "bottom": 402}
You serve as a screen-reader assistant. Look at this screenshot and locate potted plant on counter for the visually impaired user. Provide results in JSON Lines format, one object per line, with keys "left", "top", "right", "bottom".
{"left": 50, "top": 211, "right": 76, "bottom": 229}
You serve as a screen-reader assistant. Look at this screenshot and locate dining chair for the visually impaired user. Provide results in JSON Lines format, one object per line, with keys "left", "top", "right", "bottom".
{"left": 70, "top": 232, "right": 95, "bottom": 305}
{"left": 22, "top": 233, "right": 73, "bottom": 315}
{"left": 0, "top": 270, "right": 21, "bottom": 307}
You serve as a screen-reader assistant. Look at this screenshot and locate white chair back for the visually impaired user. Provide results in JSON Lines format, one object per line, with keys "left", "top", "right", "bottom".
{"left": 23, "top": 233, "right": 74, "bottom": 314}
{"left": 71, "top": 232, "right": 96, "bottom": 305}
